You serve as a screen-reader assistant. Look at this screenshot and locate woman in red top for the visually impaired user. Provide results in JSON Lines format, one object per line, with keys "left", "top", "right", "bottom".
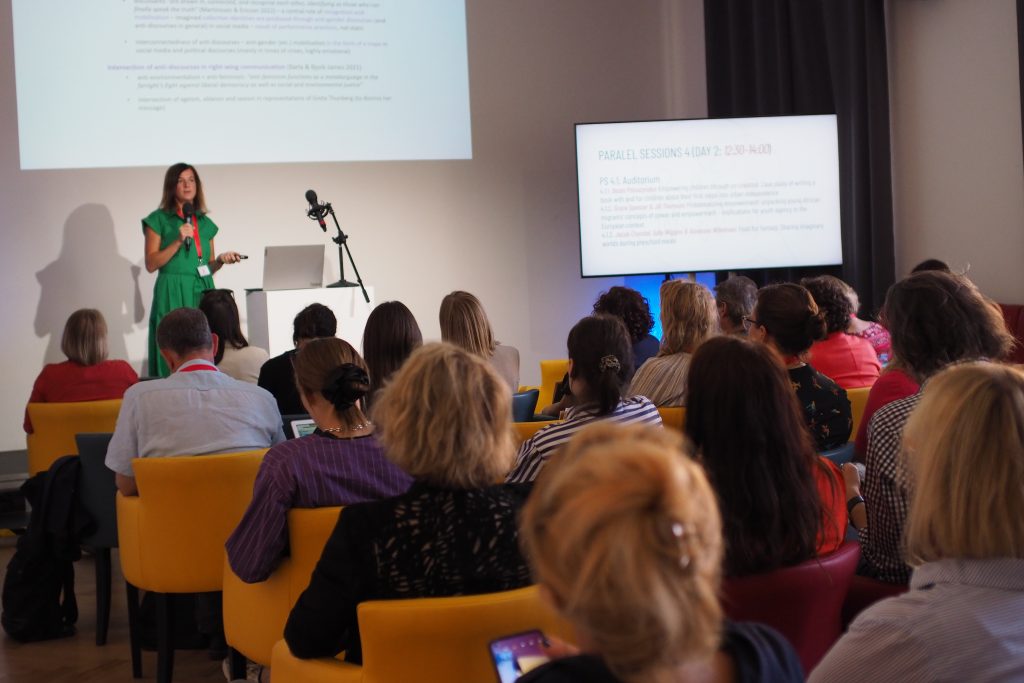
{"left": 802, "top": 276, "right": 881, "bottom": 389}
{"left": 685, "top": 336, "right": 846, "bottom": 576}
{"left": 24, "top": 309, "right": 138, "bottom": 433}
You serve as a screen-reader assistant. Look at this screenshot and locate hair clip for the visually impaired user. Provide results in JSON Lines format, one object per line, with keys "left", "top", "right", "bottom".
{"left": 670, "top": 520, "right": 691, "bottom": 571}
{"left": 599, "top": 355, "right": 621, "bottom": 373}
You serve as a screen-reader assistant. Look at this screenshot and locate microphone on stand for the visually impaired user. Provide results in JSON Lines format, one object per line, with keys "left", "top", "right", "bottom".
{"left": 182, "top": 201, "right": 194, "bottom": 253}
{"left": 305, "top": 189, "right": 327, "bottom": 231}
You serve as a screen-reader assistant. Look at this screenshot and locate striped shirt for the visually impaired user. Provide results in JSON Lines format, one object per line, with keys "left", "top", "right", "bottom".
{"left": 861, "top": 391, "right": 922, "bottom": 584}
{"left": 628, "top": 352, "right": 691, "bottom": 407}
{"left": 810, "top": 558, "right": 1024, "bottom": 682}
{"left": 225, "top": 431, "right": 413, "bottom": 583}
{"left": 505, "top": 397, "right": 662, "bottom": 483}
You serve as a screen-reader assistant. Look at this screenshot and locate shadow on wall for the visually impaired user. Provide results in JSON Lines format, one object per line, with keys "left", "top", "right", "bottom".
{"left": 34, "top": 204, "right": 145, "bottom": 364}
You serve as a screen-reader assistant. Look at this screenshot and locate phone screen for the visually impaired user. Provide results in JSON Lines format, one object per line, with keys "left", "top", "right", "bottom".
{"left": 490, "top": 629, "right": 550, "bottom": 683}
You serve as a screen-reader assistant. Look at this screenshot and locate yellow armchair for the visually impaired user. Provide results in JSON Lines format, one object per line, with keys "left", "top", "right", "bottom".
{"left": 270, "top": 585, "right": 574, "bottom": 683}
{"left": 657, "top": 406, "right": 686, "bottom": 432}
{"left": 25, "top": 399, "right": 122, "bottom": 475}
{"left": 223, "top": 506, "right": 342, "bottom": 666}
{"left": 847, "top": 386, "right": 871, "bottom": 442}
{"left": 513, "top": 419, "right": 561, "bottom": 444}
{"left": 537, "top": 359, "right": 569, "bottom": 412}
{"left": 116, "top": 450, "right": 266, "bottom": 683}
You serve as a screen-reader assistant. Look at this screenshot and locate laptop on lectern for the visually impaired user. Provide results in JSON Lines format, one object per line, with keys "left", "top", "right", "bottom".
{"left": 262, "top": 245, "right": 325, "bottom": 291}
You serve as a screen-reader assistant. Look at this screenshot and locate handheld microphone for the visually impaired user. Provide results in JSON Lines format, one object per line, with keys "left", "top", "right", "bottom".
{"left": 182, "top": 201, "right": 194, "bottom": 253}
{"left": 305, "top": 189, "right": 327, "bottom": 231}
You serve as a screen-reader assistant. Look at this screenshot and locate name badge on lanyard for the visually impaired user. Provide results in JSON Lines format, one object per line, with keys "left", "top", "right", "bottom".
{"left": 197, "top": 264, "right": 211, "bottom": 277}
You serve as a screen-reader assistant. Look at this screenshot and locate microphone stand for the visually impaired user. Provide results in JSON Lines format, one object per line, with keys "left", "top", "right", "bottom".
{"left": 321, "top": 202, "right": 370, "bottom": 303}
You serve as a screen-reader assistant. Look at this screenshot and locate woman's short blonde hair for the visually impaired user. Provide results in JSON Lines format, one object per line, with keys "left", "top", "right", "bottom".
{"left": 439, "top": 291, "right": 497, "bottom": 358}
{"left": 659, "top": 280, "right": 718, "bottom": 356}
{"left": 520, "top": 423, "right": 723, "bottom": 682}
{"left": 904, "top": 362, "right": 1024, "bottom": 564}
{"left": 62, "top": 309, "right": 109, "bottom": 366}
{"left": 372, "top": 343, "right": 515, "bottom": 488}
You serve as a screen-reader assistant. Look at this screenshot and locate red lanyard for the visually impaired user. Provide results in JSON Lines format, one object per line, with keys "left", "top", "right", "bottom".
{"left": 178, "top": 362, "right": 217, "bottom": 373}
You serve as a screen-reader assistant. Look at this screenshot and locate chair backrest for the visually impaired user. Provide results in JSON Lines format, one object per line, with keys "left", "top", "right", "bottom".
{"left": 846, "top": 386, "right": 871, "bottom": 442}
{"left": 223, "top": 506, "right": 342, "bottom": 666}
{"left": 357, "top": 586, "right": 574, "bottom": 683}
{"left": 117, "top": 450, "right": 266, "bottom": 593}
{"left": 513, "top": 420, "right": 560, "bottom": 444}
{"left": 721, "top": 541, "right": 861, "bottom": 674}
{"left": 656, "top": 406, "right": 686, "bottom": 432}
{"left": 537, "top": 359, "right": 569, "bottom": 412}
{"left": 511, "top": 389, "right": 540, "bottom": 422}
{"left": 26, "top": 399, "right": 122, "bottom": 475}
{"left": 75, "top": 432, "right": 117, "bottom": 549}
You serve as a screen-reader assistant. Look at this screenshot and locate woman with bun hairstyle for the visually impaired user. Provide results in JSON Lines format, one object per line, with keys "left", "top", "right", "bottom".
{"left": 226, "top": 337, "right": 412, "bottom": 583}
{"left": 748, "top": 283, "right": 852, "bottom": 450}
{"left": 801, "top": 275, "right": 881, "bottom": 388}
{"left": 518, "top": 423, "right": 803, "bottom": 683}
{"left": 686, "top": 336, "right": 846, "bottom": 576}
{"left": 506, "top": 315, "right": 662, "bottom": 484}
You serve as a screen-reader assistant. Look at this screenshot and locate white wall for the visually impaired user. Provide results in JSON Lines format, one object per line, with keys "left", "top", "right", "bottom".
{"left": 889, "top": 0, "right": 1024, "bottom": 301}
{"left": 0, "top": 1, "right": 708, "bottom": 451}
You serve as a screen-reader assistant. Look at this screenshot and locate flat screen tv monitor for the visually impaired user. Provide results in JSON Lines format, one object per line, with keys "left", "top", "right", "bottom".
{"left": 575, "top": 114, "right": 843, "bottom": 277}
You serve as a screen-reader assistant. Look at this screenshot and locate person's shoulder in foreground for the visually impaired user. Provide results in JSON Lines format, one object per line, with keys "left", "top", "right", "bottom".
{"left": 519, "top": 621, "right": 804, "bottom": 683}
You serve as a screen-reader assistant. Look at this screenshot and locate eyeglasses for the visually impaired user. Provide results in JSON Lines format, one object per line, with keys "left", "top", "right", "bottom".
{"left": 742, "top": 316, "right": 761, "bottom": 332}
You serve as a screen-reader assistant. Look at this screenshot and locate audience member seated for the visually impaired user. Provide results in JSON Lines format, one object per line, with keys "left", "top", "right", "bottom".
{"left": 105, "top": 307, "right": 284, "bottom": 496}
{"left": 24, "top": 308, "right": 137, "bottom": 433}
{"left": 629, "top": 280, "right": 717, "bottom": 407}
{"left": 226, "top": 338, "right": 412, "bottom": 583}
{"left": 592, "top": 285, "right": 660, "bottom": 368}
{"left": 440, "top": 290, "right": 520, "bottom": 392}
{"left": 258, "top": 303, "right": 337, "bottom": 415}
{"left": 199, "top": 288, "right": 269, "bottom": 384}
{"left": 506, "top": 315, "right": 662, "bottom": 483}
{"left": 361, "top": 300, "right": 422, "bottom": 409}
{"left": 801, "top": 275, "right": 881, "bottom": 388}
{"left": 748, "top": 283, "right": 852, "bottom": 450}
{"left": 518, "top": 423, "right": 803, "bottom": 683}
{"left": 853, "top": 360, "right": 919, "bottom": 462}
{"left": 714, "top": 274, "right": 758, "bottom": 336}
{"left": 841, "top": 280, "right": 891, "bottom": 364}
{"left": 812, "top": 363, "right": 1024, "bottom": 682}
{"left": 843, "top": 271, "right": 1014, "bottom": 584}
{"left": 283, "top": 343, "right": 533, "bottom": 663}
{"left": 686, "top": 336, "right": 847, "bottom": 576}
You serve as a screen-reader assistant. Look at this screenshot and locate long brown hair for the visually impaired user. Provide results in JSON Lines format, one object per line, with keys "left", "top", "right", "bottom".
{"left": 685, "top": 335, "right": 823, "bottom": 576}
{"left": 439, "top": 291, "right": 497, "bottom": 358}
{"left": 362, "top": 301, "right": 422, "bottom": 406}
{"left": 159, "top": 162, "right": 208, "bottom": 214}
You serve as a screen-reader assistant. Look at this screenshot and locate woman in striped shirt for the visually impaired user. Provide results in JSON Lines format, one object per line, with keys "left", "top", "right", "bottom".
{"left": 506, "top": 315, "right": 662, "bottom": 483}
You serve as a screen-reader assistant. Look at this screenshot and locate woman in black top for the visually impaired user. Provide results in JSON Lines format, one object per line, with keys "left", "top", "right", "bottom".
{"left": 518, "top": 423, "right": 802, "bottom": 683}
{"left": 284, "top": 342, "right": 531, "bottom": 662}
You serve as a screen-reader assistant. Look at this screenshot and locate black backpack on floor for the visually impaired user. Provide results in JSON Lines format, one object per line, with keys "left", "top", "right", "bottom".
{"left": 1, "top": 454, "right": 93, "bottom": 642}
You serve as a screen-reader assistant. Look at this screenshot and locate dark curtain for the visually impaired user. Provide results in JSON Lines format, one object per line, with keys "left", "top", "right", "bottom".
{"left": 1018, "top": 0, "right": 1024, "bottom": 169}
{"left": 704, "top": 0, "right": 894, "bottom": 315}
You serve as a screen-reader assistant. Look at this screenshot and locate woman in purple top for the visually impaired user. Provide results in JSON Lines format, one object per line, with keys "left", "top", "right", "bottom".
{"left": 226, "top": 338, "right": 412, "bottom": 583}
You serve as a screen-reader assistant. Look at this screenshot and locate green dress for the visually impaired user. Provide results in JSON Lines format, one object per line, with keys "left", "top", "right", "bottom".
{"left": 144, "top": 208, "right": 219, "bottom": 377}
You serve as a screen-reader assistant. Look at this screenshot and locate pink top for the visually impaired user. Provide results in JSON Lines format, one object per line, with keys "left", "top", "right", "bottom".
{"left": 808, "top": 332, "right": 881, "bottom": 389}
{"left": 850, "top": 320, "right": 892, "bottom": 363}
{"left": 24, "top": 360, "right": 138, "bottom": 433}
{"left": 853, "top": 368, "right": 920, "bottom": 462}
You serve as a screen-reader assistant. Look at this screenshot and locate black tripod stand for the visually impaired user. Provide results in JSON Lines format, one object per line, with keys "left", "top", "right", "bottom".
{"left": 311, "top": 201, "right": 370, "bottom": 303}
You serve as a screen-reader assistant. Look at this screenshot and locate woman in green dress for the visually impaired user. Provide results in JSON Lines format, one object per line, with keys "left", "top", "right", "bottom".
{"left": 144, "top": 163, "right": 242, "bottom": 377}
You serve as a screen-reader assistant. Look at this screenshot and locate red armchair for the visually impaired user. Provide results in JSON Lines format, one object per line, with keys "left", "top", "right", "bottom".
{"left": 721, "top": 541, "right": 860, "bottom": 674}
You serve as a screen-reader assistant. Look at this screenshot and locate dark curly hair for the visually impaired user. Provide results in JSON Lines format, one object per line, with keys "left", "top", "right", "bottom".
{"left": 800, "top": 276, "right": 854, "bottom": 334}
{"left": 592, "top": 286, "right": 655, "bottom": 344}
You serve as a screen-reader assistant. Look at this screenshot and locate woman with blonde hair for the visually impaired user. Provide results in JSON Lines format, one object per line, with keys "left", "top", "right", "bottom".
{"left": 226, "top": 337, "right": 411, "bottom": 583}
{"left": 629, "top": 279, "right": 717, "bottom": 407}
{"left": 812, "top": 362, "right": 1024, "bottom": 681}
{"left": 440, "top": 290, "right": 520, "bottom": 391}
{"left": 284, "top": 343, "right": 533, "bottom": 663}
{"left": 24, "top": 308, "right": 138, "bottom": 433}
{"left": 518, "top": 423, "right": 802, "bottom": 683}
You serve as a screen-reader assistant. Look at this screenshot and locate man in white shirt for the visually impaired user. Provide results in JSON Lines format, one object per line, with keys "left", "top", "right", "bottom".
{"left": 105, "top": 307, "right": 284, "bottom": 495}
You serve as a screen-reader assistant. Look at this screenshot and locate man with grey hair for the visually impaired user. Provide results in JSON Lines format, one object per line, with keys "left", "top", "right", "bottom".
{"left": 106, "top": 307, "right": 284, "bottom": 495}
{"left": 714, "top": 275, "right": 758, "bottom": 336}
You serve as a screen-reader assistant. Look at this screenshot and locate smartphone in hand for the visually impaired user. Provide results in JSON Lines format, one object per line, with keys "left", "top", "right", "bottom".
{"left": 490, "top": 629, "right": 550, "bottom": 683}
